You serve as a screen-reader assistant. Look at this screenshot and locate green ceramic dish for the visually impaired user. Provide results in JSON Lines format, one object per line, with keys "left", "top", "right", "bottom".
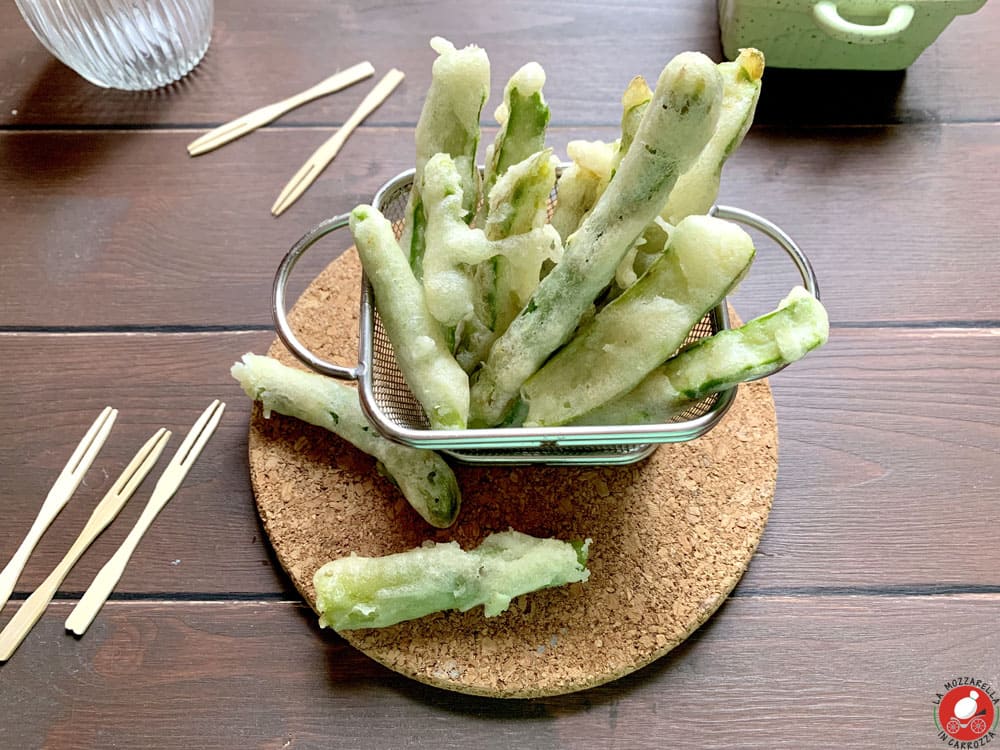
{"left": 719, "top": 0, "right": 987, "bottom": 69}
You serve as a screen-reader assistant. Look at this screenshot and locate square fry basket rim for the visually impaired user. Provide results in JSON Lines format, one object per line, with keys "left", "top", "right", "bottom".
{"left": 272, "top": 167, "right": 818, "bottom": 466}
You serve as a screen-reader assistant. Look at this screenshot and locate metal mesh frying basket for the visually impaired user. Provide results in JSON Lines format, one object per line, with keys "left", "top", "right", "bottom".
{"left": 273, "top": 168, "right": 818, "bottom": 466}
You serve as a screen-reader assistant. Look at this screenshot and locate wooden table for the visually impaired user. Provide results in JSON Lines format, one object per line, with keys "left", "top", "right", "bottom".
{"left": 2, "top": 2, "right": 999, "bottom": 747}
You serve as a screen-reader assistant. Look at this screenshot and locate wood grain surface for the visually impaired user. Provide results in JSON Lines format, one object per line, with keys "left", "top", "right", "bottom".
{"left": 1, "top": 0, "right": 998, "bottom": 746}
{"left": 1, "top": 328, "right": 997, "bottom": 599}
{"left": 3, "top": 123, "right": 999, "bottom": 327}
{"left": 1, "top": 596, "right": 998, "bottom": 749}
{"left": 2, "top": 0, "right": 998, "bottom": 127}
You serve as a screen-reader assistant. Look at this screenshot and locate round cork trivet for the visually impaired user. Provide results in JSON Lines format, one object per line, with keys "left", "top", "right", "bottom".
{"left": 247, "top": 248, "right": 777, "bottom": 699}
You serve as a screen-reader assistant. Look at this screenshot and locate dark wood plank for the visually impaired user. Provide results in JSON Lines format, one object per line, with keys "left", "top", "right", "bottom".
{"left": 0, "top": 127, "right": 398, "bottom": 330}
{"left": 1, "top": 0, "right": 997, "bottom": 129}
{"left": 1, "top": 595, "right": 997, "bottom": 748}
{"left": 0, "top": 0, "right": 723, "bottom": 129}
{"left": 721, "top": 121, "right": 1000, "bottom": 326}
{"left": 2, "top": 123, "right": 999, "bottom": 328}
{"left": 1, "top": 328, "right": 998, "bottom": 598}
{"left": 740, "top": 326, "right": 1000, "bottom": 592}
{"left": 0, "top": 330, "right": 288, "bottom": 597}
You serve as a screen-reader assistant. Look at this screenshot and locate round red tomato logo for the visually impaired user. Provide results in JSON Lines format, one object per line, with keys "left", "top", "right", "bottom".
{"left": 938, "top": 685, "right": 997, "bottom": 742}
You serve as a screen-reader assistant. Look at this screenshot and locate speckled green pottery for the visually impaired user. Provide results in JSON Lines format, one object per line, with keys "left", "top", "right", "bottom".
{"left": 719, "top": 0, "right": 987, "bottom": 69}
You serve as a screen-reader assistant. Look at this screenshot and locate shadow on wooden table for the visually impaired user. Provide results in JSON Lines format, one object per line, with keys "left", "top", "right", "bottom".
{"left": 2, "top": 56, "right": 208, "bottom": 188}
{"left": 5, "top": 51, "right": 212, "bottom": 132}
{"left": 755, "top": 68, "right": 907, "bottom": 126}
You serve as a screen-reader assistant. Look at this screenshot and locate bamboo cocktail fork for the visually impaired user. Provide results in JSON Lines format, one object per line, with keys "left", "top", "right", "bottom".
{"left": 271, "top": 68, "right": 406, "bottom": 216}
{"left": 0, "top": 407, "right": 117, "bottom": 615}
{"left": 65, "top": 400, "right": 226, "bottom": 636}
{"left": 186, "top": 61, "right": 375, "bottom": 156}
{"left": 0, "top": 429, "right": 171, "bottom": 662}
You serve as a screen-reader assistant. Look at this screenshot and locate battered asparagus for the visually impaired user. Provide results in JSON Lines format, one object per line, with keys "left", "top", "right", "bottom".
{"left": 421, "top": 152, "right": 561, "bottom": 334}
{"left": 551, "top": 76, "right": 650, "bottom": 248}
{"left": 469, "top": 51, "right": 725, "bottom": 427}
{"left": 661, "top": 48, "right": 765, "bottom": 224}
{"left": 231, "top": 354, "right": 461, "bottom": 528}
{"left": 522, "top": 214, "right": 756, "bottom": 426}
{"left": 611, "top": 75, "right": 653, "bottom": 175}
{"left": 350, "top": 204, "right": 470, "bottom": 430}
{"left": 628, "top": 49, "right": 765, "bottom": 287}
{"left": 399, "top": 37, "right": 490, "bottom": 279}
{"left": 549, "top": 138, "right": 617, "bottom": 243}
{"left": 572, "top": 286, "right": 829, "bottom": 426}
{"left": 457, "top": 149, "right": 561, "bottom": 372}
{"left": 479, "top": 61, "right": 551, "bottom": 223}
{"left": 314, "top": 530, "right": 590, "bottom": 630}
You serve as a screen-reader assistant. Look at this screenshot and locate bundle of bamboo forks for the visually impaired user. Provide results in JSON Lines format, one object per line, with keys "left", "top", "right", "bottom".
{"left": 0, "top": 400, "right": 225, "bottom": 662}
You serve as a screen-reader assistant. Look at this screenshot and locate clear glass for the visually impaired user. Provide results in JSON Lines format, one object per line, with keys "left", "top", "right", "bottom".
{"left": 15, "top": 0, "right": 213, "bottom": 91}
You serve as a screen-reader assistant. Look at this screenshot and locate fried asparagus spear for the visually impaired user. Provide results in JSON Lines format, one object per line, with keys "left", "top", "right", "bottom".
{"left": 521, "top": 214, "right": 756, "bottom": 426}
{"left": 399, "top": 37, "right": 490, "bottom": 279}
{"left": 421, "top": 153, "right": 496, "bottom": 332}
{"left": 314, "top": 530, "right": 590, "bottom": 630}
{"left": 468, "top": 51, "right": 725, "bottom": 427}
{"left": 457, "top": 149, "right": 561, "bottom": 373}
{"left": 571, "top": 286, "right": 829, "bottom": 426}
{"left": 483, "top": 148, "right": 556, "bottom": 241}
{"left": 231, "top": 354, "right": 461, "bottom": 528}
{"left": 421, "top": 152, "right": 561, "bottom": 335}
{"left": 549, "top": 138, "right": 617, "bottom": 243}
{"left": 478, "top": 61, "right": 551, "bottom": 223}
{"left": 350, "top": 204, "right": 470, "bottom": 430}
{"left": 454, "top": 64, "right": 554, "bottom": 373}
{"left": 551, "top": 76, "right": 651, "bottom": 247}
{"left": 661, "top": 47, "right": 765, "bottom": 224}
{"left": 626, "top": 48, "right": 766, "bottom": 285}
{"left": 612, "top": 75, "right": 654, "bottom": 175}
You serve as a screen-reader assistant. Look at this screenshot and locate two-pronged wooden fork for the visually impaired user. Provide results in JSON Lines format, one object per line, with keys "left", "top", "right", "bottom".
{"left": 0, "top": 400, "right": 225, "bottom": 661}
{"left": 186, "top": 62, "right": 374, "bottom": 156}
{"left": 0, "top": 406, "right": 117, "bottom": 616}
{"left": 0, "top": 428, "right": 170, "bottom": 661}
{"left": 65, "top": 400, "right": 226, "bottom": 636}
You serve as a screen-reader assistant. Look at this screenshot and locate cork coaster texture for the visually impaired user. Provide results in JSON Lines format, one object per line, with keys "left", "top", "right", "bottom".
{"left": 247, "top": 248, "right": 778, "bottom": 698}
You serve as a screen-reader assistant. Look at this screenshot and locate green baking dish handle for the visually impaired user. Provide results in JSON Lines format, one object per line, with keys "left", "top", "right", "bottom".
{"left": 812, "top": 1, "right": 915, "bottom": 44}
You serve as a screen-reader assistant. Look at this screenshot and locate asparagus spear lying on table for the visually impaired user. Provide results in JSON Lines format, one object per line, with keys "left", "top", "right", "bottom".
{"left": 232, "top": 353, "right": 461, "bottom": 528}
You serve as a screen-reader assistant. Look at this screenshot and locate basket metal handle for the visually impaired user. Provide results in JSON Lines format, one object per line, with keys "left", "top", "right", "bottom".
{"left": 273, "top": 204, "right": 819, "bottom": 383}
{"left": 712, "top": 204, "right": 820, "bottom": 300}
{"left": 272, "top": 213, "right": 364, "bottom": 381}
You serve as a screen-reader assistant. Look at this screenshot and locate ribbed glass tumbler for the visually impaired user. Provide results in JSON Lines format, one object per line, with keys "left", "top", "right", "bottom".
{"left": 15, "top": 0, "right": 213, "bottom": 90}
